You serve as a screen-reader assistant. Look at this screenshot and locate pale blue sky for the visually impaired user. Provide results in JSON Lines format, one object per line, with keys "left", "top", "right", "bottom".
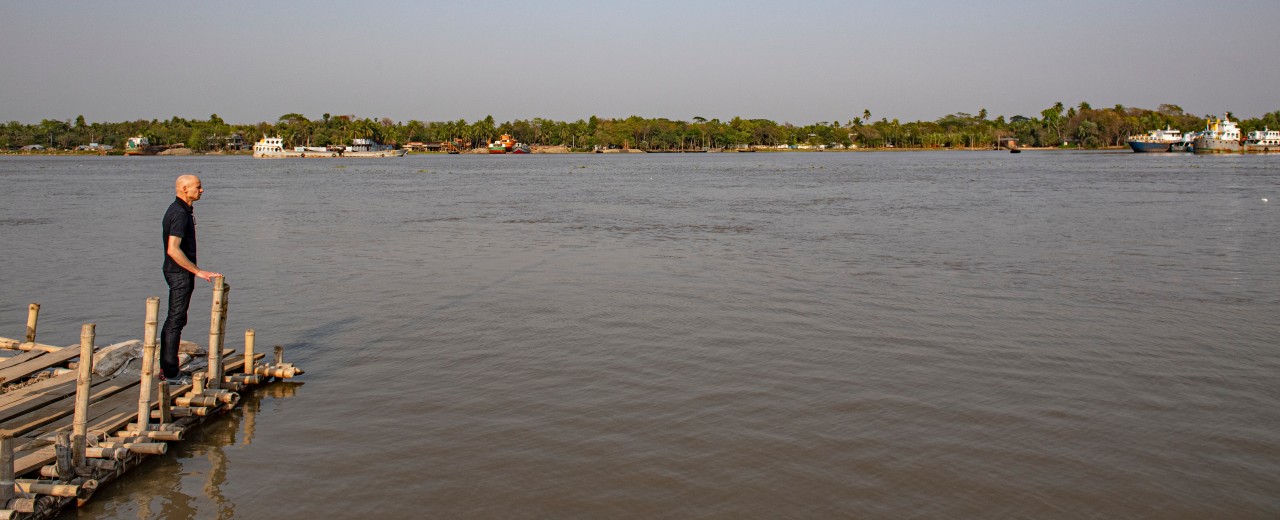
{"left": 3, "top": 0, "right": 1277, "bottom": 125}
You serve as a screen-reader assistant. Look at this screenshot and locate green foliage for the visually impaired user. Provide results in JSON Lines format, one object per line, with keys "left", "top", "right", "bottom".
{"left": 4, "top": 104, "right": 1278, "bottom": 152}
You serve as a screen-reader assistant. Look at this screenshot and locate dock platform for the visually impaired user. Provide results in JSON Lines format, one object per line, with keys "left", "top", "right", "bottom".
{"left": 0, "top": 277, "right": 303, "bottom": 519}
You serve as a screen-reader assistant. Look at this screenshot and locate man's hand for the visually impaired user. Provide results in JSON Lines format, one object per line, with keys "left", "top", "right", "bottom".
{"left": 195, "top": 270, "right": 223, "bottom": 283}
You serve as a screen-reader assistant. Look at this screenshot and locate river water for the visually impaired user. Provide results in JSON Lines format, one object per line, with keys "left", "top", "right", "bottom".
{"left": 0, "top": 151, "right": 1277, "bottom": 519}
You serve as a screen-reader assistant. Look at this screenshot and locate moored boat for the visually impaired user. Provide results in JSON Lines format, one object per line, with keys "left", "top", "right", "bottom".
{"left": 1243, "top": 128, "right": 1280, "bottom": 153}
{"left": 1170, "top": 131, "right": 1198, "bottom": 152}
{"left": 487, "top": 134, "right": 529, "bottom": 154}
{"left": 252, "top": 136, "right": 406, "bottom": 158}
{"left": 1193, "top": 114, "right": 1243, "bottom": 153}
{"left": 1126, "top": 127, "right": 1182, "bottom": 153}
{"left": 124, "top": 136, "right": 168, "bottom": 156}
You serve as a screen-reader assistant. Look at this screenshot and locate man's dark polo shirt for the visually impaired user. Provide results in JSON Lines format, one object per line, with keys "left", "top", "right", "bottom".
{"left": 162, "top": 197, "right": 196, "bottom": 273}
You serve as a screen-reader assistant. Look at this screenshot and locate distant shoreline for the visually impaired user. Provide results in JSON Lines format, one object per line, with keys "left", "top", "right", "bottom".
{"left": 3, "top": 146, "right": 1129, "bottom": 157}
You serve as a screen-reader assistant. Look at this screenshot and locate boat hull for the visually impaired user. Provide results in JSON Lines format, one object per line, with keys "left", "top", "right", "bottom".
{"left": 1193, "top": 138, "right": 1243, "bottom": 153}
{"left": 1127, "top": 140, "right": 1172, "bottom": 153}
{"left": 253, "top": 149, "right": 405, "bottom": 158}
{"left": 344, "top": 149, "right": 408, "bottom": 158}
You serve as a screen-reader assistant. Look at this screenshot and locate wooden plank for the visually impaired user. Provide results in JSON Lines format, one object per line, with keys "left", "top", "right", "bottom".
{"left": 12, "top": 444, "right": 56, "bottom": 478}
{"left": 0, "top": 372, "right": 81, "bottom": 422}
{"left": 0, "top": 350, "right": 46, "bottom": 371}
{"left": 0, "top": 372, "right": 78, "bottom": 409}
{"left": 0, "top": 377, "right": 133, "bottom": 437}
{"left": 0, "top": 347, "right": 80, "bottom": 385}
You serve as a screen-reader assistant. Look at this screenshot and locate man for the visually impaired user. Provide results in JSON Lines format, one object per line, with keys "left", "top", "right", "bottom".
{"left": 161, "top": 174, "right": 222, "bottom": 385}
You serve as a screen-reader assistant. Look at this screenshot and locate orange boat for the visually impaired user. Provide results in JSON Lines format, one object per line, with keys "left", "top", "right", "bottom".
{"left": 488, "top": 134, "right": 530, "bottom": 154}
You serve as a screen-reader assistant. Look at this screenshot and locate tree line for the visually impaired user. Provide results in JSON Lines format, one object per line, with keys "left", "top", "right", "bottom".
{"left": 5, "top": 104, "right": 1280, "bottom": 152}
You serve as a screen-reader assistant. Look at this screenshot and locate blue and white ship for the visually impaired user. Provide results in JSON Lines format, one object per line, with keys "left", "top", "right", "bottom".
{"left": 1126, "top": 126, "right": 1183, "bottom": 153}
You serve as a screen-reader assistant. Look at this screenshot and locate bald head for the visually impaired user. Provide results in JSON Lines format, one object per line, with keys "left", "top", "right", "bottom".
{"left": 174, "top": 174, "right": 204, "bottom": 204}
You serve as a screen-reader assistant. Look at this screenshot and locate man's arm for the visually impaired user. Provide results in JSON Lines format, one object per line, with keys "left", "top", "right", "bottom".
{"left": 166, "top": 235, "right": 222, "bottom": 282}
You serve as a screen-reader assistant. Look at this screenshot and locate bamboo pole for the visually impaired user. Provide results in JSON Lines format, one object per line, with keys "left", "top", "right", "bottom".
{"left": 175, "top": 395, "right": 219, "bottom": 407}
{"left": 113, "top": 430, "right": 181, "bottom": 441}
{"left": 72, "top": 323, "right": 94, "bottom": 468}
{"left": 84, "top": 447, "right": 128, "bottom": 460}
{"left": 0, "top": 436, "right": 13, "bottom": 504}
{"left": 40, "top": 459, "right": 114, "bottom": 478}
{"left": 207, "top": 277, "right": 226, "bottom": 390}
{"left": 151, "top": 406, "right": 210, "bottom": 419}
{"left": 101, "top": 436, "right": 148, "bottom": 444}
{"left": 95, "top": 442, "right": 167, "bottom": 455}
{"left": 87, "top": 443, "right": 167, "bottom": 457}
{"left": 243, "top": 329, "right": 255, "bottom": 375}
{"left": 23, "top": 304, "right": 39, "bottom": 345}
{"left": 274, "top": 345, "right": 283, "bottom": 366}
{"left": 217, "top": 284, "right": 230, "bottom": 387}
{"left": 226, "top": 373, "right": 262, "bottom": 386}
{"left": 252, "top": 365, "right": 303, "bottom": 379}
{"left": 54, "top": 432, "right": 72, "bottom": 481}
{"left": 7, "top": 498, "right": 34, "bottom": 513}
{"left": 157, "top": 381, "right": 172, "bottom": 424}
{"left": 192, "top": 371, "right": 205, "bottom": 395}
{"left": 14, "top": 480, "right": 82, "bottom": 498}
{"left": 137, "top": 297, "right": 160, "bottom": 433}
{"left": 174, "top": 392, "right": 237, "bottom": 408}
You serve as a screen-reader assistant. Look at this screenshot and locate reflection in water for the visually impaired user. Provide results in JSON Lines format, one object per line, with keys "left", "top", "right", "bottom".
{"left": 58, "top": 383, "right": 303, "bottom": 520}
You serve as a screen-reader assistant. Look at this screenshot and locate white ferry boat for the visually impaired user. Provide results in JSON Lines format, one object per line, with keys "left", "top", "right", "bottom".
{"left": 252, "top": 136, "right": 406, "bottom": 158}
{"left": 1243, "top": 128, "right": 1280, "bottom": 153}
{"left": 1192, "top": 115, "right": 1243, "bottom": 153}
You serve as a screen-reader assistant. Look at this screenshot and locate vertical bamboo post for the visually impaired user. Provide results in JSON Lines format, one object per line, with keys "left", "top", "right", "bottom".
{"left": 274, "top": 345, "right": 283, "bottom": 366}
{"left": 216, "top": 284, "right": 230, "bottom": 387}
{"left": 207, "top": 277, "right": 225, "bottom": 390}
{"left": 24, "top": 303, "right": 40, "bottom": 344}
{"left": 73, "top": 323, "right": 94, "bottom": 468}
{"left": 55, "top": 432, "right": 72, "bottom": 480}
{"left": 0, "top": 435, "right": 14, "bottom": 504}
{"left": 137, "top": 297, "right": 160, "bottom": 432}
{"left": 244, "top": 329, "right": 255, "bottom": 375}
{"left": 157, "top": 382, "right": 172, "bottom": 424}
{"left": 192, "top": 371, "right": 205, "bottom": 395}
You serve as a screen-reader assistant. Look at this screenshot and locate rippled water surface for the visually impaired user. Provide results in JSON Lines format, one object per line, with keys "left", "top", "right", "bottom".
{"left": 1, "top": 152, "right": 1277, "bottom": 519}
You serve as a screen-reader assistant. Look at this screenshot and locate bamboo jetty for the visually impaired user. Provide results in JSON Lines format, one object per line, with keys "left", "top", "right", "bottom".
{"left": 0, "top": 277, "right": 304, "bottom": 519}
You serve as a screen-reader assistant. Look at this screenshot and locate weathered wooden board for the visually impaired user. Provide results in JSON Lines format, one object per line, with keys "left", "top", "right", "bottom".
{"left": 0, "top": 376, "right": 133, "bottom": 437}
{"left": 0, "top": 350, "right": 47, "bottom": 370}
{"left": 0, "top": 346, "right": 80, "bottom": 385}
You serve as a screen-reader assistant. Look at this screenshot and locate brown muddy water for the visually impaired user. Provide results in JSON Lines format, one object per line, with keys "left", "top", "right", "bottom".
{"left": 0, "top": 152, "right": 1277, "bottom": 519}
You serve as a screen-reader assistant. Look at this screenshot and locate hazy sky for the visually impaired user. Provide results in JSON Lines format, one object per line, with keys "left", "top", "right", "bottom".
{"left": 3, "top": 0, "right": 1278, "bottom": 126}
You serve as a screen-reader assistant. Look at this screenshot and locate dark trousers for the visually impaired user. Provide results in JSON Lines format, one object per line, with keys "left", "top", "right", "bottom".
{"left": 161, "top": 270, "right": 196, "bottom": 379}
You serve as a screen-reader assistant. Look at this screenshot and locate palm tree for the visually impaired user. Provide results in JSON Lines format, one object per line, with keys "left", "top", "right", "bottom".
{"left": 348, "top": 119, "right": 376, "bottom": 144}
{"left": 1041, "top": 102, "right": 1066, "bottom": 145}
